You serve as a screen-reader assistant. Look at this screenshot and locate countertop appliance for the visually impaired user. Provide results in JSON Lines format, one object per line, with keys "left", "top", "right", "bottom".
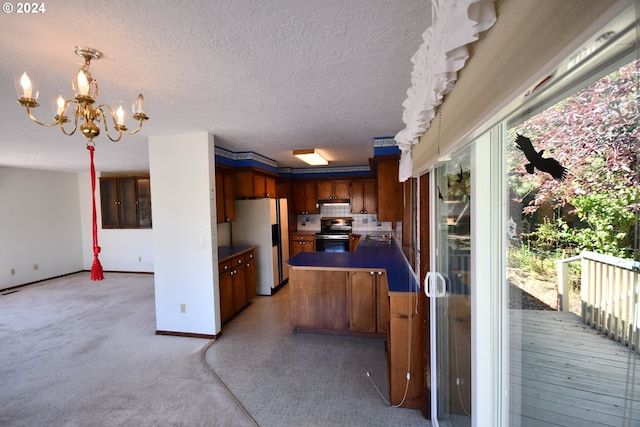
{"left": 232, "top": 198, "right": 289, "bottom": 295}
{"left": 315, "top": 217, "right": 352, "bottom": 252}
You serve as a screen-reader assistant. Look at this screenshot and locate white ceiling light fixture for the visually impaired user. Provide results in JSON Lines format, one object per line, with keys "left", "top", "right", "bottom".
{"left": 15, "top": 46, "right": 149, "bottom": 144}
{"left": 293, "top": 149, "right": 328, "bottom": 166}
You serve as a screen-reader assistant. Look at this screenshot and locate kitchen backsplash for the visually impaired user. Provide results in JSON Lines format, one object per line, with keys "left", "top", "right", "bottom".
{"left": 296, "top": 204, "right": 395, "bottom": 232}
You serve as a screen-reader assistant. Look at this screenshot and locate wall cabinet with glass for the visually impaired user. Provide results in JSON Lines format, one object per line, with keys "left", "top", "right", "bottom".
{"left": 99, "top": 177, "right": 152, "bottom": 229}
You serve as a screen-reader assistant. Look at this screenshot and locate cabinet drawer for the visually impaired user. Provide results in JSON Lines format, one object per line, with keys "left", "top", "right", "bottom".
{"left": 220, "top": 260, "right": 233, "bottom": 272}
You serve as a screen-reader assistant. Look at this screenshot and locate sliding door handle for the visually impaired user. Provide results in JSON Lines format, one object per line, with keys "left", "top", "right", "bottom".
{"left": 425, "top": 272, "right": 446, "bottom": 297}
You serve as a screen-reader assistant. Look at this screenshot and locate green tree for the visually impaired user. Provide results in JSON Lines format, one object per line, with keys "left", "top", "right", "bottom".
{"left": 509, "top": 60, "right": 639, "bottom": 258}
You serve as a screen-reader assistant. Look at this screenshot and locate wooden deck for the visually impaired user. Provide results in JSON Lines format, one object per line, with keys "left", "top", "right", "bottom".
{"left": 509, "top": 310, "right": 640, "bottom": 427}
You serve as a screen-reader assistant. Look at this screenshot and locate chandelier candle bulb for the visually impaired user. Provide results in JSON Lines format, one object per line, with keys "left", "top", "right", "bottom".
{"left": 76, "top": 70, "right": 90, "bottom": 97}
{"left": 116, "top": 105, "right": 125, "bottom": 126}
{"left": 133, "top": 93, "right": 144, "bottom": 114}
{"left": 20, "top": 72, "right": 32, "bottom": 99}
{"left": 56, "top": 95, "right": 65, "bottom": 116}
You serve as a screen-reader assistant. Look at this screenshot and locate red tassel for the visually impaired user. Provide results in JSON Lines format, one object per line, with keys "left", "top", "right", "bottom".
{"left": 87, "top": 144, "right": 105, "bottom": 281}
{"left": 91, "top": 252, "right": 104, "bottom": 281}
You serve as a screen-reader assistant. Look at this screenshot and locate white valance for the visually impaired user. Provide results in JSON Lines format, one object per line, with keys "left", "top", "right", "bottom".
{"left": 395, "top": 0, "right": 497, "bottom": 182}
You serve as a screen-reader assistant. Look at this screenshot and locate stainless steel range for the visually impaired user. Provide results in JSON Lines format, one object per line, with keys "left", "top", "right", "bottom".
{"left": 315, "top": 217, "right": 353, "bottom": 252}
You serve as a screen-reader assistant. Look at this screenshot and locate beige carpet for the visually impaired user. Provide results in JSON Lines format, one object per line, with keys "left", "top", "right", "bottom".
{"left": 0, "top": 272, "right": 427, "bottom": 426}
{"left": 0, "top": 272, "right": 254, "bottom": 426}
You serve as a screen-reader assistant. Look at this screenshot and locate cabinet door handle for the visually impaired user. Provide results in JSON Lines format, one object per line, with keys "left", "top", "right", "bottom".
{"left": 377, "top": 271, "right": 383, "bottom": 276}
{"left": 370, "top": 271, "right": 374, "bottom": 276}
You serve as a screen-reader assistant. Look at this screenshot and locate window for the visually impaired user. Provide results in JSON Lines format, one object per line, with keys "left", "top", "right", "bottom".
{"left": 503, "top": 54, "right": 638, "bottom": 427}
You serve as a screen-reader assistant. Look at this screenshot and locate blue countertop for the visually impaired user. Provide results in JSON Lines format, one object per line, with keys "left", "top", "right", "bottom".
{"left": 218, "top": 245, "right": 256, "bottom": 262}
{"left": 286, "top": 239, "right": 419, "bottom": 293}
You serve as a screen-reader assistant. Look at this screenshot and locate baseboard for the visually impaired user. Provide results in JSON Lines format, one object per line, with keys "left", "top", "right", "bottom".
{"left": 1, "top": 270, "right": 84, "bottom": 293}
{"left": 271, "top": 278, "right": 289, "bottom": 295}
{"left": 156, "top": 330, "right": 221, "bottom": 340}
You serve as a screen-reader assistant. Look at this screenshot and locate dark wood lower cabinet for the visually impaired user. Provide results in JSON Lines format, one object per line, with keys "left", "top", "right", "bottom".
{"left": 289, "top": 266, "right": 421, "bottom": 408}
{"left": 289, "top": 269, "right": 348, "bottom": 330}
{"left": 348, "top": 271, "right": 388, "bottom": 333}
{"left": 245, "top": 257, "right": 256, "bottom": 302}
{"left": 219, "top": 269, "right": 234, "bottom": 322}
{"left": 218, "top": 248, "right": 256, "bottom": 323}
{"left": 388, "top": 292, "right": 423, "bottom": 408}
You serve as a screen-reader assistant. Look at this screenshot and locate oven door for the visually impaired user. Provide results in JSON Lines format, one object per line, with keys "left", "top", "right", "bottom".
{"left": 315, "top": 235, "right": 350, "bottom": 252}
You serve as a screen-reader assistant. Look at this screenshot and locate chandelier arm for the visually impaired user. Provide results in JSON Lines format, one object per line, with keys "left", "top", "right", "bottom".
{"left": 96, "top": 105, "right": 123, "bottom": 142}
{"left": 24, "top": 106, "right": 65, "bottom": 127}
{"left": 60, "top": 110, "right": 79, "bottom": 136}
{"left": 123, "top": 119, "right": 144, "bottom": 135}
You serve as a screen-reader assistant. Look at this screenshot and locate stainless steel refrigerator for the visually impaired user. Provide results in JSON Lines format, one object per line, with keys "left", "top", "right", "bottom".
{"left": 232, "top": 198, "right": 289, "bottom": 295}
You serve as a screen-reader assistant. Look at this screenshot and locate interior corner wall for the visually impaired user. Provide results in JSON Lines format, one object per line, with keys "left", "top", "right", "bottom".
{"left": 412, "top": 0, "right": 625, "bottom": 173}
{"left": 0, "top": 166, "right": 83, "bottom": 290}
{"left": 149, "top": 132, "right": 220, "bottom": 336}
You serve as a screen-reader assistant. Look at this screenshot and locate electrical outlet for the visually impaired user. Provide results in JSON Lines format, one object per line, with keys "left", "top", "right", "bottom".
{"left": 33, "top": 264, "right": 38, "bottom": 271}
{"left": 138, "top": 256, "right": 142, "bottom": 262}
{"left": 10, "top": 268, "right": 15, "bottom": 275}
{"left": 180, "top": 303, "right": 186, "bottom": 314}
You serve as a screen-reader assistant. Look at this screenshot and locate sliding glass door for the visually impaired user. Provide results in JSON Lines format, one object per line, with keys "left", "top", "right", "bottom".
{"left": 428, "top": 148, "right": 472, "bottom": 427}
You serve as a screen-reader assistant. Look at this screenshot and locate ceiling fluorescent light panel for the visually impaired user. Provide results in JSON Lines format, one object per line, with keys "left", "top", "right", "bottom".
{"left": 293, "top": 149, "right": 328, "bottom": 166}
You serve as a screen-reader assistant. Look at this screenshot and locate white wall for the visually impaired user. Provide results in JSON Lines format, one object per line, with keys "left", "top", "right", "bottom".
{"left": 0, "top": 166, "right": 83, "bottom": 289}
{"left": 78, "top": 172, "right": 154, "bottom": 273}
{"left": 216, "top": 222, "right": 232, "bottom": 247}
{"left": 149, "top": 132, "right": 220, "bottom": 336}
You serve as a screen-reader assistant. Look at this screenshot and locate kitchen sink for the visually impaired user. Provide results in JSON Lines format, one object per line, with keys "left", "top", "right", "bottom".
{"left": 365, "top": 234, "right": 392, "bottom": 242}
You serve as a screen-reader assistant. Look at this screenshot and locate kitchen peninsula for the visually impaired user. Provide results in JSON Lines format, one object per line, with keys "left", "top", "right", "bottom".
{"left": 286, "top": 236, "right": 423, "bottom": 408}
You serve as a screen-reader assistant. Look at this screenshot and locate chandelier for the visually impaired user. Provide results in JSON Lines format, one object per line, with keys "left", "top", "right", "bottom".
{"left": 16, "top": 46, "right": 149, "bottom": 142}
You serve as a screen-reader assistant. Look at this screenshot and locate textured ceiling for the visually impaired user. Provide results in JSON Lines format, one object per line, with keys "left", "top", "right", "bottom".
{"left": 0, "top": 1, "right": 431, "bottom": 173}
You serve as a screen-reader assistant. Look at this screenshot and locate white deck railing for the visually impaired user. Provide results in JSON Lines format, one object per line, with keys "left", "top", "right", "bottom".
{"left": 557, "top": 251, "right": 640, "bottom": 353}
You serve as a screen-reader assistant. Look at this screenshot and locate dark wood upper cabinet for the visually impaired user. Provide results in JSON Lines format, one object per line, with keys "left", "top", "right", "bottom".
{"left": 215, "top": 168, "right": 236, "bottom": 223}
{"left": 236, "top": 170, "right": 276, "bottom": 198}
{"left": 350, "top": 180, "right": 377, "bottom": 214}
{"left": 317, "top": 181, "right": 350, "bottom": 200}
{"left": 376, "top": 157, "right": 403, "bottom": 222}
{"left": 292, "top": 182, "right": 318, "bottom": 214}
{"left": 100, "top": 177, "right": 152, "bottom": 229}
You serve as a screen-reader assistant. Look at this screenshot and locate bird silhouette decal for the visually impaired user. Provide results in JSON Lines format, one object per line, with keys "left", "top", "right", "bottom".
{"left": 515, "top": 134, "right": 568, "bottom": 181}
